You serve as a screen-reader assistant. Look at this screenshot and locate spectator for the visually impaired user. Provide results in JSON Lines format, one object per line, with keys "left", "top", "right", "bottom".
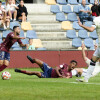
{"left": 17, "top": 0, "right": 28, "bottom": 22}
{"left": 91, "top": 0, "right": 99, "bottom": 17}
{"left": 27, "top": 39, "right": 35, "bottom": 50}
{"left": 79, "top": 0, "right": 93, "bottom": 24}
{"left": 6, "top": 0, "right": 18, "bottom": 21}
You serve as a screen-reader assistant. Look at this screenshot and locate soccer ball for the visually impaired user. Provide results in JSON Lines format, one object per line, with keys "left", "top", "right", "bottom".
{"left": 1, "top": 71, "right": 11, "bottom": 80}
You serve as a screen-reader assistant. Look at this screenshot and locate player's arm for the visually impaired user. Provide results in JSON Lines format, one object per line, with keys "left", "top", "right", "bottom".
{"left": 12, "top": 36, "right": 25, "bottom": 39}
{"left": 82, "top": 43, "right": 87, "bottom": 61}
{"left": 78, "top": 18, "right": 95, "bottom": 32}
{"left": 55, "top": 67, "right": 62, "bottom": 77}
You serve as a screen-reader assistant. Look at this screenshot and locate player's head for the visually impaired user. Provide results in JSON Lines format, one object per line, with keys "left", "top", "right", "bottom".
{"left": 13, "top": 26, "right": 20, "bottom": 35}
{"left": 82, "top": 0, "right": 86, "bottom": 6}
{"left": 69, "top": 60, "right": 77, "bottom": 70}
{"left": 0, "top": 1, "right": 2, "bottom": 6}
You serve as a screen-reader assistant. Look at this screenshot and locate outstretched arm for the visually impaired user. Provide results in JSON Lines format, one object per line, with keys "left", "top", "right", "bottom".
{"left": 82, "top": 43, "right": 87, "bottom": 61}
{"left": 55, "top": 67, "right": 62, "bottom": 77}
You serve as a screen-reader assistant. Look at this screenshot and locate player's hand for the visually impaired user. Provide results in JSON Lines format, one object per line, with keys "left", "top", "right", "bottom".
{"left": 78, "top": 17, "right": 83, "bottom": 27}
{"left": 20, "top": 37, "right": 25, "bottom": 39}
{"left": 81, "top": 43, "right": 85, "bottom": 49}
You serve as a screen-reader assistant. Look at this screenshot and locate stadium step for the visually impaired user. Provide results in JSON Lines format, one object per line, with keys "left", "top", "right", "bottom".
{"left": 37, "top": 32, "right": 67, "bottom": 40}
{"left": 27, "top": 15, "right": 58, "bottom": 23}
{"left": 31, "top": 23, "right": 65, "bottom": 32}
{"left": 42, "top": 41, "right": 72, "bottom": 50}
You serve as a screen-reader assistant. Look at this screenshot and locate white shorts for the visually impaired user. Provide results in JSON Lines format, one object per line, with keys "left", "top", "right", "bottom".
{"left": 93, "top": 48, "right": 100, "bottom": 58}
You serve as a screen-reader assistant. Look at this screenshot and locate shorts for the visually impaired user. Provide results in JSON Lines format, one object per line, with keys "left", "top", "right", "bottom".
{"left": 93, "top": 48, "right": 100, "bottom": 58}
{"left": 0, "top": 51, "right": 10, "bottom": 61}
{"left": 40, "top": 63, "right": 52, "bottom": 78}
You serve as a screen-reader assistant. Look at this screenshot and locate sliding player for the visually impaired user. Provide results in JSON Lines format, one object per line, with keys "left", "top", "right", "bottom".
{"left": 77, "top": 5, "right": 100, "bottom": 82}
{"left": 15, "top": 55, "right": 77, "bottom": 78}
{"left": 0, "top": 26, "right": 27, "bottom": 72}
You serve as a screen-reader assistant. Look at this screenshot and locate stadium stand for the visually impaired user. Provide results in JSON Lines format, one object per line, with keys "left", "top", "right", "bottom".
{"left": 56, "top": 12, "right": 67, "bottom": 21}
{"left": 61, "top": 21, "right": 73, "bottom": 30}
{"left": 13, "top": 47, "right": 23, "bottom": 50}
{"left": 84, "top": 21, "right": 93, "bottom": 27}
{"left": 73, "top": 21, "right": 83, "bottom": 30}
{"left": 12, "top": 42, "right": 20, "bottom": 48}
{"left": 21, "top": 39, "right": 29, "bottom": 44}
{"left": 96, "top": 39, "right": 99, "bottom": 44}
{"left": 10, "top": 22, "right": 21, "bottom": 30}
{"left": 68, "top": 0, "right": 79, "bottom": 5}
{"left": 62, "top": 5, "right": 72, "bottom": 13}
{"left": 3, "top": 30, "right": 12, "bottom": 38}
{"left": 89, "top": 0, "right": 95, "bottom": 4}
{"left": 56, "top": 0, "right": 67, "bottom": 5}
{"left": 50, "top": 5, "right": 61, "bottom": 13}
{"left": 89, "top": 30, "right": 98, "bottom": 39}
{"left": 37, "top": 47, "right": 47, "bottom": 50}
{"left": 84, "top": 38, "right": 94, "bottom": 48}
{"left": 26, "top": 30, "right": 38, "bottom": 39}
{"left": 79, "top": 0, "right": 89, "bottom": 4}
{"left": 78, "top": 30, "right": 89, "bottom": 39}
{"left": 20, "top": 30, "right": 25, "bottom": 37}
{"left": 66, "top": 30, "right": 77, "bottom": 39}
{"left": 45, "top": 0, "right": 56, "bottom": 5}
{"left": 67, "top": 13, "right": 78, "bottom": 21}
{"left": 90, "top": 46, "right": 95, "bottom": 50}
{"left": 73, "top": 5, "right": 80, "bottom": 13}
{"left": 72, "top": 38, "right": 82, "bottom": 47}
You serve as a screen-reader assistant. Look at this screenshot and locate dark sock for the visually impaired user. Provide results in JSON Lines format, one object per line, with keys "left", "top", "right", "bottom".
{"left": 0, "top": 65, "right": 7, "bottom": 71}
{"left": 15, "top": 69, "right": 27, "bottom": 74}
{"left": 27, "top": 55, "right": 35, "bottom": 63}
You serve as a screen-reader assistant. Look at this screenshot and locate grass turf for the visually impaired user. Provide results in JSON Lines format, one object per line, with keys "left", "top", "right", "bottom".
{"left": 0, "top": 68, "right": 100, "bottom": 100}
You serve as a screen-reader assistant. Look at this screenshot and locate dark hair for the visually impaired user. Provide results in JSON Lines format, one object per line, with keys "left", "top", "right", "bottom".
{"left": 70, "top": 60, "right": 77, "bottom": 65}
{"left": 20, "top": 0, "right": 24, "bottom": 2}
{"left": 13, "top": 26, "right": 19, "bottom": 31}
{"left": 98, "top": 5, "right": 100, "bottom": 14}
{"left": 0, "top": 1, "right": 2, "bottom": 3}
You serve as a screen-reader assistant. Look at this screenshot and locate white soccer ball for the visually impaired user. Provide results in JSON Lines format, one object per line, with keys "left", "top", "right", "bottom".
{"left": 1, "top": 71, "right": 11, "bottom": 80}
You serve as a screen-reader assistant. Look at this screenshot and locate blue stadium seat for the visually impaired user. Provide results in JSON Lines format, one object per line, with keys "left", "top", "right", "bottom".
{"left": 90, "top": 46, "right": 95, "bottom": 50}
{"left": 89, "top": 0, "right": 94, "bottom": 4}
{"left": 21, "top": 39, "right": 29, "bottom": 44}
{"left": 96, "top": 39, "right": 98, "bottom": 44}
{"left": 84, "top": 21, "right": 93, "bottom": 27}
{"left": 66, "top": 30, "right": 77, "bottom": 39}
{"left": 72, "top": 38, "right": 82, "bottom": 47}
{"left": 20, "top": 30, "right": 24, "bottom": 37}
{"left": 67, "top": 13, "right": 78, "bottom": 21}
{"left": 73, "top": 5, "right": 80, "bottom": 13}
{"left": 26, "top": 30, "right": 38, "bottom": 39}
{"left": 3, "top": 30, "right": 12, "bottom": 38}
{"left": 13, "top": 47, "right": 22, "bottom": 50}
{"left": 56, "top": 0, "right": 67, "bottom": 5}
{"left": 73, "top": 21, "right": 83, "bottom": 30}
{"left": 0, "top": 39, "right": 2, "bottom": 43}
{"left": 89, "top": 30, "right": 98, "bottom": 39}
{"left": 78, "top": 30, "right": 88, "bottom": 39}
{"left": 62, "top": 5, "right": 72, "bottom": 13}
{"left": 0, "top": 34, "right": 2, "bottom": 39}
{"left": 50, "top": 5, "right": 61, "bottom": 13}
{"left": 10, "top": 21, "right": 21, "bottom": 30}
{"left": 68, "top": 0, "right": 78, "bottom": 5}
{"left": 56, "top": 13, "right": 67, "bottom": 21}
{"left": 37, "top": 47, "right": 47, "bottom": 50}
{"left": 79, "top": 0, "right": 89, "bottom": 4}
{"left": 12, "top": 42, "right": 19, "bottom": 48}
{"left": 0, "top": 27, "right": 5, "bottom": 31}
{"left": 84, "top": 38, "right": 94, "bottom": 47}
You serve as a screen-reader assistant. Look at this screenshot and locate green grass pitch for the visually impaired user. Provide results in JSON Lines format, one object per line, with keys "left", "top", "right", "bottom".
{"left": 0, "top": 68, "right": 100, "bottom": 100}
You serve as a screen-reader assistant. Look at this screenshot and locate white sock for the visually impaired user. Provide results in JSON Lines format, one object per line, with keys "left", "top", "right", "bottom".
{"left": 84, "top": 65, "right": 95, "bottom": 81}
{"left": 14, "top": 19, "right": 16, "bottom": 21}
{"left": 4, "top": 25, "right": 7, "bottom": 29}
{"left": 7, "top": 26, "right": 9, "bottom": 28}
{"left": 10, "top": 18, "right": 12, "bottom": 20}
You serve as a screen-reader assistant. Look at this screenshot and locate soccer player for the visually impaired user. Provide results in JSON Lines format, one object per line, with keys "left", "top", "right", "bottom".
{"left": 0, "top": 26, "right": 27, "bottom": 72}
{"left": 15, "top": 55, "right": 77, "bottom": 78}
{"left": 77, "top": 5, "right": 100, "bottom": 82}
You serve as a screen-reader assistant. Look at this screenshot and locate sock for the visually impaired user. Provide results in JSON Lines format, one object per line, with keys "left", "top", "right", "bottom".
{"left": 84, "top": 60, "right": 95, "bottom": 81}
{"left": 15, "top": 69, "right": 27, "bottom": 74}
{"left": 0, "top": 65, "right": 7, "bottom": 72}
{"left": 7, "top": 26, "right": 9, "bottom": 28}
{"left": 14, "top": 19, "right": 16, "bottom": 21}
{"left": 10, "top": 18, "right": 12, "bottom": 20}
{"left": 20, "top": 70, "right": 27, "bottom": 74}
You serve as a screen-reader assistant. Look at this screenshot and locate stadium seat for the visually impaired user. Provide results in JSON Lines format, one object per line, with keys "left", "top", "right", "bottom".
{"left": 21, "top": 22, "right": 32, "bottom": 31}
{"left": 84, "top": 21, "right": 93, "bottom": 27}
{"left": 61, "top": 21, "right": 73, "bottom": 30}
{"left": 45, "top": 0, "right": 56, "bottom": 5}
{"left": 32, "top": 39, "right": 43, "bottom": 48}
{"left": 12, "top": 42, "right": 19, "bottom": 48}
{"left": 66, "top": 30, "right": 77, "bottom": 39}
{"left": 56, "top": 0, "right": 67, "bottom": 5}
{"left": 89, "top": 30, "right": 98, "bottom": 39}
{"left": 50, "top": 5, "right": 61, "bottom": 13}
{"left": 10, "top": 21, "right": 21, "bottom": 30}
{"left": 72, "top": 38, "right": 82, "bottom": 47}
{"left": 26, "top": 30, "right": 38, "bottom": 39}
{"left": 21, "top": 39, "right": 29, "bottom": 44}
{"left": 89, "top": 0, "right": 94, "bottom": 4}
{"left": 20, "top": 30, "right": 25, "bottom": 37}
{"left": 0, "top": 27, "right": 5, "bottom": 31}
{"left": 37, "top": 47, "right": 47, "bottom": 50}
{"left": 78, "top": 30, "right": 89, "bottom": 39}
{"left": 0, "top": 34, "right": 2, "bottom": 39}
{"left": 13, "top": 47, "right": 22, "bottom": 50}
{"left": 73, "top": 21, "right": 83, "bottom": 30}
{"left": 68, "top": 0, "right": 78, "bottom": 5}
{"left": 73, "top": 5, "right": 80, "bottom": 13}
{"left": 96, "top": 39, "right": 98, "bottom": 44}
{"left": 62, "top": 5, "right": 72, "bottom": 13}
{"left": 90, "top": 46, "right": 95, "bottom": 50}
{"left": 79, "top": 0, "right": 89, "bottom": 4}
{"left": 56, "top": 13, "right": 67, "bottom": 22}
{"left": 67, "top": 13, "right": 78, "bottom": 21}
{"left": 0, "top": 39, "right": 2, "bottom": 43}
{"left": 84, "top": 38, "right": 94, "bottom": 48}
{"left": 3, "top": 30, "right": 12, "bottom": 38}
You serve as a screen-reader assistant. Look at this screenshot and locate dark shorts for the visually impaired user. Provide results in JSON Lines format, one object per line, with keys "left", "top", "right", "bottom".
{"left": 41, "top": 63, "right": 52, "bottom": 78}
{"left": 0, "top": 51, "right": 10, "bottom": 61}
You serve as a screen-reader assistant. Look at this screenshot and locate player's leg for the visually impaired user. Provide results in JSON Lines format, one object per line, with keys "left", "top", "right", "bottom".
{"left": 14, "top": 10, "right": 17, "bottom": 21}
{"left": 15, "top": 69, "right": 41, "bottom": 78}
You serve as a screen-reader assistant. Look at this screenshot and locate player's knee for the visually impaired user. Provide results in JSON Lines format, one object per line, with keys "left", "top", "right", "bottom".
{"left": 90, "top": 59, "right": 96, "bottom": 66}
{"left": 0, "top": 62, "right": 3, "bottom": 66}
